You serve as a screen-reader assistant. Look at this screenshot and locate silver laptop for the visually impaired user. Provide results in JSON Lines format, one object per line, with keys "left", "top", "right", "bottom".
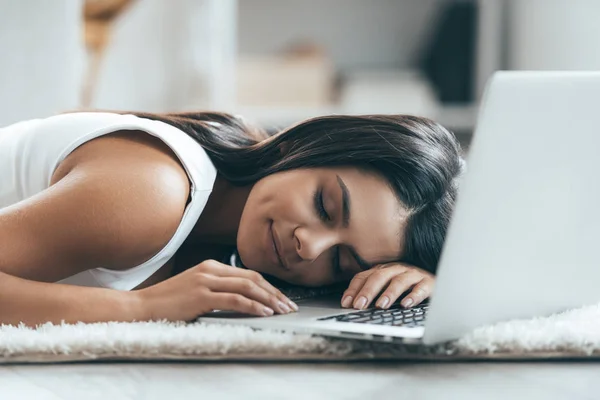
{"left": 199, "top": 71, "right": 600, "bottom": 345}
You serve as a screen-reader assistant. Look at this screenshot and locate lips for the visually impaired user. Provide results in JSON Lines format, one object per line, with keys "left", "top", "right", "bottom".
{"left": 269, "top": 222, "right": 289, "bottom": 271}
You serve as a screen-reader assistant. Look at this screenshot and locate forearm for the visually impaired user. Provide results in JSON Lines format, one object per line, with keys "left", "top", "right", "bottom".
{"left": 0, "top": 271, "right": 147, "bottom": 326}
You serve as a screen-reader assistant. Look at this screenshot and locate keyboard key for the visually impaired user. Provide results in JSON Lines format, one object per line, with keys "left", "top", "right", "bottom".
{"left": 342, "top": 314, "right": 363, "bottom": 320}
{"left": 318, "top": 305, "right": 428, "bottom": 326}
{"left": 352, "top": 317, "right": 370, "bottom": 323}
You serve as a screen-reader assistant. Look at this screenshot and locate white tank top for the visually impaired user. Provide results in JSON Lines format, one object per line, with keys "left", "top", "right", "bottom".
{"left": 0, "top": 112, "right": 217, "bottom": 290}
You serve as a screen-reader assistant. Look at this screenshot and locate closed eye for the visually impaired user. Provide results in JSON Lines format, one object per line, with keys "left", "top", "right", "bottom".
{"left": 313, "top": 188, "right": 330, "bottom": 222}
{"left": 313, "top": 189, "right": 343, "bottom": 277}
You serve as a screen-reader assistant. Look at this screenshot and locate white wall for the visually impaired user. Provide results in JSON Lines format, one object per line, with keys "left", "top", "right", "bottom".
{"left": 0, "top": 0, "right": 84, "bottom": 126}
{"left": 508, "top": 0, "right": 600, "bottom": 70}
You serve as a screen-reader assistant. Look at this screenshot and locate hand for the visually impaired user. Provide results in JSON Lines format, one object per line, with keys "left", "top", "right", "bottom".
{"left": 340, "top": 263, "right": 435, "bottom": 310}
{"left": 137, "top": 259, "right": 298, "bottom": 322}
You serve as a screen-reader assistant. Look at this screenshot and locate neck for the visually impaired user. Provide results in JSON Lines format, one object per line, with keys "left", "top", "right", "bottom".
{"left": 190, "top": 175, "right": 253, "bottom": 245}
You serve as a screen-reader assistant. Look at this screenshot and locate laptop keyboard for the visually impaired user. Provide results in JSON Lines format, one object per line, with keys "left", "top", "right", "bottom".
{"left": 318, "top": 303, "right": 429, "bottom": 327}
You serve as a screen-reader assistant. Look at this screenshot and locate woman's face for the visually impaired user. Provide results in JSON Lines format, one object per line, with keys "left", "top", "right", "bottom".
{"left": 237, "top": 167, "right": 409, "bottom": 286}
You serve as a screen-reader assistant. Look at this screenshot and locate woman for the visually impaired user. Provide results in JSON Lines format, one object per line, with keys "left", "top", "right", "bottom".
{"left": 0, "top": 111, "right": 464, "bottom": 326}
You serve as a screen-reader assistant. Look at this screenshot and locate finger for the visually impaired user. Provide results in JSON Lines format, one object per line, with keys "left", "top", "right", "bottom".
{"left": 401, "top": 279, "right": 434, "bottom": 308}
{"left": 206, "top": 276, "right": 293, "bottom": 314}
{"left": 348, "top": 268, "right": 405, "bottom": 310}
{"left": 341, "top": 263, "right": 411, "bottom": 308}
{"left": 341, "top": 271, "right": 372, "bottom": 308}
{"left": 198, "top": 260, "right": 298, "bottom": 311}
{"left": 377, "top": 272, "right": 425, "bottom": 309}
{"left": 208, "top": 292, "right": 275, "bottom": 317}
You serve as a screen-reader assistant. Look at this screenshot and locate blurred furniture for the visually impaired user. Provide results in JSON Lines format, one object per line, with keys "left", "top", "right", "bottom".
{"left": 233, "top": 0, "right": 490, "bottom": 133}
{"left": 233, "top": 0, "right": 600, "bottom": 133}
{"left": 87, "top": 0, "right": 488, "bottom": 131}
{"left": 90, "top": 0, "right": 236, "bottom": 113}
{"left": 82, "top": 0, "right": 133, "bottom": 107}
{"left": 237, "top": 45, "right": 335, "bottom": 107}
{"left": 85, "top": 0, "right": 498, "bottom": 132}
{"left": 82, "top": 0, "right": 599, "bottom": 134}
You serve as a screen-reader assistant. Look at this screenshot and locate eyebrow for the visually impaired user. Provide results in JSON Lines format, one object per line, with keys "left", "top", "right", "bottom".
{"left": 336, "top": 175, "right": 371, "bottom": 271}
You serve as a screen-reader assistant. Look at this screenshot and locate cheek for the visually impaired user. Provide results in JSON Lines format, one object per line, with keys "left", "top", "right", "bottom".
{"left": 241, "top": 176, "right": 285, "bottom": 221}
{"left": 252, "top": 178, "right": 312, "bottom": 224}
{"left": 236, "top": 179, "right": 290, "bottom": 264}
{"left": 238, "top": 190, "right": 266, "bottom": 242}
{"left": 236, "top": 187, "right": 266, "bottom": 263}
{"left": 245, "top": 178, "right": 282, "bottom": 217}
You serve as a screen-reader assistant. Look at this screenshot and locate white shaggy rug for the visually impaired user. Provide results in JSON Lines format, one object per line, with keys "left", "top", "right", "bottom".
{"left": 3, "top": 302, "right": 600, "bottom": 363}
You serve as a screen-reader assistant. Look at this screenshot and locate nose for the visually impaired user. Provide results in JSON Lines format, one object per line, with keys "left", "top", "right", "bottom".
{"left": 294, "top": 226, "right": 338, "bottom": 262}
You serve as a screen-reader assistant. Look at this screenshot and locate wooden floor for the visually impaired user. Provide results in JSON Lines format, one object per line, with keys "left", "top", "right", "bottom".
{"left": 1, "top": 361, "right": 599, "bottom": 399}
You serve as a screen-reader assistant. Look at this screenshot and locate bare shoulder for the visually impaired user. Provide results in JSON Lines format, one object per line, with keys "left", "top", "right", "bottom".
{"left": 52, "top": 130, "right": 193, "bottom": 268}
{"left": 52, "top": 129, "right": 190, "bottom": 187}
{"left": 0, "top": 130, "right": 191, "bottom": 282}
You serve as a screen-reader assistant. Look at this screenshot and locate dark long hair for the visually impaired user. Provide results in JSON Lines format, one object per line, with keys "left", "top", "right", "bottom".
{"left": 130, "top": 111, "right": 465, "bottom": 274}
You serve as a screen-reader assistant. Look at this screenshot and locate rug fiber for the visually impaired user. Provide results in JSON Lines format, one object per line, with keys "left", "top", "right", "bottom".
{"left": 2, "top": 301, "right": 600, "bottom": 363}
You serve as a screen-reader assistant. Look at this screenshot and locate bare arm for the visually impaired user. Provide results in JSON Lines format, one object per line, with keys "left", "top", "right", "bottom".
{"left": 0, "top": 135, "right": 190, "bottom": 325}
{"left": 0, "top": 271, "right": 145, "bottom": 325}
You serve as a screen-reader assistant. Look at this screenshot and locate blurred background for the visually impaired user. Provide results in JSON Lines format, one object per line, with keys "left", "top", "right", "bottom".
{"left": 1, "top": 0, "right": 600, "bottom": 147}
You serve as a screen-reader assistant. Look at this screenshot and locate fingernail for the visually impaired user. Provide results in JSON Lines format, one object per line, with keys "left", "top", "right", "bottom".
{"left": 341, "top": 296, "right": 353, "bottom": 308}
{"left": 288, "top": 300, "right": 299, "bottom": 311}
{"left": 263, "top": 307, "right": 274, "bottom": 316}
{"left": 376, "top": 296, "right": 390, "bottom": 309}
{"left": 278, "top": 301, "right": 291, "bottom": 313}
{"left": 354, "top": 296, "right": 367, "bottom": 310}
{"left": 402, "top": 298, "right": 414, "bottom": 308}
